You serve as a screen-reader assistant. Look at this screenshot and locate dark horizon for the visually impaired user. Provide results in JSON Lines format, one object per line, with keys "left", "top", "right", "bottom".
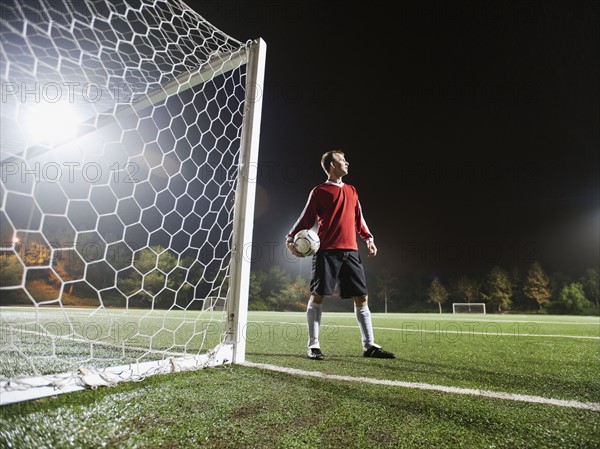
{"left": 196, "top": 1, "right": 599, "bottom": 281}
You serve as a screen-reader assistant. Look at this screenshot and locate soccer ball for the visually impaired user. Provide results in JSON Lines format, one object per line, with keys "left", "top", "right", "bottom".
{"left": 293, "top": 229, "right": 320, "bottom": 256}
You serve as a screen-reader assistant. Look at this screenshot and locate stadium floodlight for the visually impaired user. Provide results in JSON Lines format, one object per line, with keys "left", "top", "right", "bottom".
{"left": 20, "top": 101, "right": 83, "bottom": 146}
{"left": 0, "top": 0, "right": 266, "bottom": 405}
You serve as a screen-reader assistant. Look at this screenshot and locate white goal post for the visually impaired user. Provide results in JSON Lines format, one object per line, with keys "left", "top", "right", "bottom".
{"left": 452, "top": 303, "right": 487, "bottom": 314}
{"left": 0, "top": 0, "right": 266, "bottom": 405}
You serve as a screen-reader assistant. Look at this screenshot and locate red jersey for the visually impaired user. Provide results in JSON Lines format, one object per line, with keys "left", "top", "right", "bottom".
{"left": 287, "top": 181, "right": 373, "bottom": 250}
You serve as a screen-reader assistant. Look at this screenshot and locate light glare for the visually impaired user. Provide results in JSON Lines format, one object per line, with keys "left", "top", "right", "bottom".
{"left": 21, "top": 101, "right": 82, "bottom": 145}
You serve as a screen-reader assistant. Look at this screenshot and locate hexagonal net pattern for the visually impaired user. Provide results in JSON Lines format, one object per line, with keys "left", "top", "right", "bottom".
{"left": 0, "top": 0, "right": 264, "bottom": 403}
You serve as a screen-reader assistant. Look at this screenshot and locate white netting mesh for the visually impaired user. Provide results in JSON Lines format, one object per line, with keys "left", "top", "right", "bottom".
{"left": 0, "top": 0, "right": 257, "bottom": 401}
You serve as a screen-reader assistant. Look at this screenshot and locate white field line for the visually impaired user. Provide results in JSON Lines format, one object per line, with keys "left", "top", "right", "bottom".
{"left": 370, "top": 326, "right": 600, "bottom": 340}
{"left": 247, "top": 311, "right": 600, "bottom": 326}
{"left": 2, "top": 308, "right": 597, "bottom": 326}
{"left": 372, "top": 316, "right": 600, "bottom": 326}
{"left": 242, "top": 361, "right": 600, "bottom": 412}
{"left": 246, "top": 321, "right": 600, "bottom": 340}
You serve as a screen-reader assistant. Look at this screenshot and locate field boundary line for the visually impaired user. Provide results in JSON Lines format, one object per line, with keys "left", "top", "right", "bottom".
{"left": 246, "top": 311, "right": 599, "bottom": 326}
{"left": 371, "top": 326, "right": 600, "bottom": 340}
{"left": 372, "top": 316, "right": 599, "bottom": 326}
{"left": 246, "top": 321, "right": 599, "bottom": 340}
{"left": 242, "top": 362, "right": 600, "bottom": 412}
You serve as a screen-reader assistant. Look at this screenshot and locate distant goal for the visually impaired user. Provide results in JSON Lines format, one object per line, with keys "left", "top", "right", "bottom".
{"left": 452, "top": 303, "right": 486, "bottom": 314}
{"left": 0, "top": 0, "right": 266, "bottom": 405}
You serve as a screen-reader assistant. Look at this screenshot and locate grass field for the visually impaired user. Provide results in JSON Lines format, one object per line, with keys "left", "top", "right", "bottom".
{"left": 1, "top": 310, "right": 599, "bottom": 448}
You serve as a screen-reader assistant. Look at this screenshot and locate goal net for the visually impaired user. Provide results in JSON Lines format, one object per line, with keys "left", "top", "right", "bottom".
{"left": 452, "top": 303, "right": 487, "bottom": 314}
{"left": 0, "top": 0, "right": 266, "bottom": 405}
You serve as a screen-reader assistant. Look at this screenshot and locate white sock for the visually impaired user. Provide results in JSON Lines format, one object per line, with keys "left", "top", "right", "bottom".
{"left": 306, "top": 299, "right": 322, "bottom": 349}
{"left": 354, "top": 305, "right": 379, "bottom": 350}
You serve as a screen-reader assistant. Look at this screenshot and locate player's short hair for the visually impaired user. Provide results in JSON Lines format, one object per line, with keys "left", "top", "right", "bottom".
{"left": 321, "top": 150, "right": 344, "bottom": 175}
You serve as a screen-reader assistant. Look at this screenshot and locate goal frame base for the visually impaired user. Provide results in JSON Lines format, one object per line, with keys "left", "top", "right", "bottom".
{"left": 0, "top": 343, "right": 233, "bottom": 406}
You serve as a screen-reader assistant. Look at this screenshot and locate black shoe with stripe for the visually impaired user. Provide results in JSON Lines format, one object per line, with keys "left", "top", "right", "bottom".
{"left": 307, "top": 348, "right": 325, "bottom": 360}
{"left": 363, "top": 346, "right": 395, "bottom": 359}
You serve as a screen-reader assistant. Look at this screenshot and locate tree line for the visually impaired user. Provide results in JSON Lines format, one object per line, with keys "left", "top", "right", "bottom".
{"left": 1, "top": 240, "right": 598, "bottom": 316}
{"left": 250, "top": 261, "right": 599, "bottom": 316}
{"left": 394, "top": 262, "right": 598, "bottom": 315}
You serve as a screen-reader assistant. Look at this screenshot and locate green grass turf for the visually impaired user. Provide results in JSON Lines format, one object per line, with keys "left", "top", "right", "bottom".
{"left": 1, "top": 311, "right": 599, "bottom": 448}
{"left": 244, "top": 312, "right": 600, "bottom": 403}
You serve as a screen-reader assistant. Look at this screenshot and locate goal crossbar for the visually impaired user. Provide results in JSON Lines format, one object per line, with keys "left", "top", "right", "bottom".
{"left": 95, "top": 49, "right": 250, "bottom": 132}
{"left": 3, "top": 49, "right": 251, "bottom": 164}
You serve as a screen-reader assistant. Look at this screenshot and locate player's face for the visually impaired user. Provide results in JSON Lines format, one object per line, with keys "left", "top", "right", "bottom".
{"left": 331, "top": 154, "right": 349, "bottom": 176}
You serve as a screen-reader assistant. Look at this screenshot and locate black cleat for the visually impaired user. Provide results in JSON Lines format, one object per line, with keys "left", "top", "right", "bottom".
{"left": 307, "top": 348, "right": 325, "bottom": 360}
{"left": 363, "top": 346, "right": 396, "bottom": 359}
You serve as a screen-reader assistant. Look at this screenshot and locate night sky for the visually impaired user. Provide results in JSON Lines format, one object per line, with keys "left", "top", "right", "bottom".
{"left": 196, "top": 1, "right": 599, "bottom": 281}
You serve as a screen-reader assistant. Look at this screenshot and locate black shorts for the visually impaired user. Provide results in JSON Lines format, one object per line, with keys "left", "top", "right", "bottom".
{"left": 310, "top": 249, "right": 368, "bottom": 298}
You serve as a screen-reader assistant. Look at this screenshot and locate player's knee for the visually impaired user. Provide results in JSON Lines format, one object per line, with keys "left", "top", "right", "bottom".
{"left": 353, "top": 295, "right": 368, "bottom": 307}
{"left": 310, "top": 294, "right": 324, "bottom": 304}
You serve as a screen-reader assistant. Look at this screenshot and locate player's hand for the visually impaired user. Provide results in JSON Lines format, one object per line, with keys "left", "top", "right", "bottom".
{"left": 286, "top": 241, "right": 305, "bottom": 258}
{"left": 367, "top": 240, "right": 377, "bottom": 257}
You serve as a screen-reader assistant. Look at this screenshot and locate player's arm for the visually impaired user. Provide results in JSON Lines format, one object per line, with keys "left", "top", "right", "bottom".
{"left": 286, "top": 189, "right": 317, "bottom": 257}
{"left": 355, "top": 193, "right": 376, "bottom": 256}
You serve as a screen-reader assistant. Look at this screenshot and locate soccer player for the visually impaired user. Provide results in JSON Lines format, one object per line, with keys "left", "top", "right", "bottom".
{"left": 286, "top": 150, "right": 396, "bottom": 360}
